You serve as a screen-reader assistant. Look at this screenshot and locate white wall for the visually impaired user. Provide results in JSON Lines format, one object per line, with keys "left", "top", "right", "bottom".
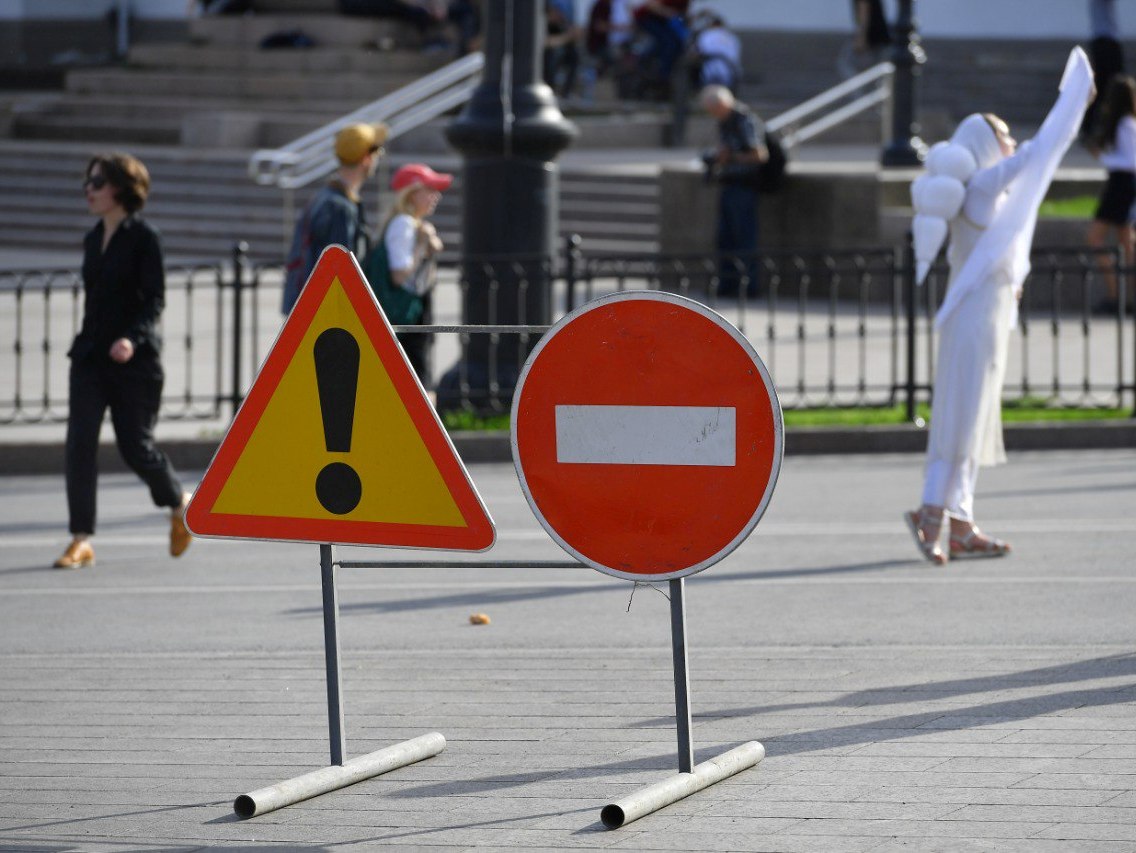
{"left": 4, "top": 0, "right": 1135, "bottom": 37}
{"left": 0, "top": 0, "right": 186, "bottom": 20}
{"left": 605, "top": 0, "right": 1136, "bottom": 40}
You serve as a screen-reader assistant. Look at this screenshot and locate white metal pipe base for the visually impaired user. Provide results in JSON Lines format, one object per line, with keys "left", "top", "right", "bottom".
{"left": 234, "top": 732, "right": 446, "bottom": 818}
{"left": 600, "top": 741, "right": 764, "bottom": 829}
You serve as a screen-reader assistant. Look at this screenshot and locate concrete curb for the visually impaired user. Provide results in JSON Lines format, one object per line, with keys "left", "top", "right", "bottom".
{"left": 2, "top": 421, "right": 1133, "bottom": 475}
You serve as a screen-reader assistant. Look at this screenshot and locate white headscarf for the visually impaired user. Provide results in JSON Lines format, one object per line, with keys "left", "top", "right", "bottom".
{"left": 951, "top": 114, "right": 1004, "bottom": 172}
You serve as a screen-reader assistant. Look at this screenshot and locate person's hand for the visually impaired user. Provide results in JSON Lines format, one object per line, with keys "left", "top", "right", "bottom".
{"left": 419, "top": 221, "right": 443, "bottom": 255}
{"left": 109, "top": 338, "right": 134, "bottom": 364}
{"left": 715, "top": 144, "right": 731, "bottom": 166}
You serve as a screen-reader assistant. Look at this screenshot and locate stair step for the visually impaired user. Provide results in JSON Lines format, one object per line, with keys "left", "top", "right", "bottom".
{"left": 11, "top": 116, "right": 182, "bottom": 145}
{"left": 189, "top": 14, "right": 422, "bottom": 49}
{"left": 66, "top": 68, "right": 424, "bottom": 99}
{"left": 18, "top": 92, "right": 370, "bottom": 121}
{"left": 249, "top": 0, "right": 340, "bottom": 11}
{"left": 127, "top": 43, "right": 446, "bottom": 75}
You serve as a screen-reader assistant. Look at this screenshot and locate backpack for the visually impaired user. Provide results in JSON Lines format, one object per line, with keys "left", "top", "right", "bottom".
{"left": 755, "top": 130, "right": 787, "bottom": 193}
{"left": 281, "top": 200, "right": 314, "bottom": 314}
{"left": 362, "top": 226, "right": 424, "bottom": 325}
{"left": 714, "top": 113, "right": 788, "bottom": 193}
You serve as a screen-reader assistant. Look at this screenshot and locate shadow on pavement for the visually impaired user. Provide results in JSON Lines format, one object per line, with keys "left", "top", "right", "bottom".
{"left": 385, "top": 743, "right": 753, "bottom": 799}
{"left": 628, "top": 652, "right": 1136, "bottom": 754}
{"left": 282, "top": 559, "right": 913, "bottom": 618}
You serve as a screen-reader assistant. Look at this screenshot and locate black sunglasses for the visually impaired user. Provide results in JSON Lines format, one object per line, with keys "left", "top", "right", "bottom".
{"left": 83, "top": 174, "right": 108, "bottom": 191}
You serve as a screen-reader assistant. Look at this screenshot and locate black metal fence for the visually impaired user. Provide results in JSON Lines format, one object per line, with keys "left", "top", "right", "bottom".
{"left": 1, "top": 240, "right": 1132, "bottom": 426}
{"left": 0, "top": 261, "right": 226, "bottom": 425}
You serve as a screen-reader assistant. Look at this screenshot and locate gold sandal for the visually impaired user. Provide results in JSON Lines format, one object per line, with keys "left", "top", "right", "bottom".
{"left": 53, "top": 539, "right": 95, "bottom": 569}
{"left": 949, "top": 526, "right": 1011, "bottom": 559}
{"left": 904, "top": 507, "right": 947, "bottom": 565}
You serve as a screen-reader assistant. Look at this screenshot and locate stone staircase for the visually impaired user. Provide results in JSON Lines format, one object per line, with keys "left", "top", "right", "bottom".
{"left": 0, "top": 140, "right": 661, "bottom": 263}
{"left": 0, "top": 0, "right": 904, "bottom": 267}
{"left": 0, "top": 1, "right": 674, "bottom": 264}
{"left": 8, "top": 11, "right": 449, "bottom": 149}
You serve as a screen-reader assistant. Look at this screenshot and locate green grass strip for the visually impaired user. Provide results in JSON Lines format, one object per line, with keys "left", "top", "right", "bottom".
{"left": 441, "top": 402, "right": 1130, "bottom": 433}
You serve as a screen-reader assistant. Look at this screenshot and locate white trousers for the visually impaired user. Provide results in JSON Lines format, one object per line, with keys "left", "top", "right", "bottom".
{"left": 921, "top": 455, "right": 980, "bottom": 521}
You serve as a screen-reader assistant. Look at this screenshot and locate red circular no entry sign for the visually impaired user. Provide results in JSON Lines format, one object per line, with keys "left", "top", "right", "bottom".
{"left": 511, "top": 291, "right": 783, "bottom": 581}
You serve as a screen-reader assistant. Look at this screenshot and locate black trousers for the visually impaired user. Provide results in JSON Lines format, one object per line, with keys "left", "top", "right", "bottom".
{"left": 717, "top": 183, "right": 760, "bottom": 296}
{"left": 397, "top": 293, "right": 433, "bottom": 388}
{"left": 65, "top": 353, "right": 184, "bottom": 535}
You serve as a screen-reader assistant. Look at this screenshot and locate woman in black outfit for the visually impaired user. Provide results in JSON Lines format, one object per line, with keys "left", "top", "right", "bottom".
{"left": 54, "top": 153, "right": 191, "bottom": 569}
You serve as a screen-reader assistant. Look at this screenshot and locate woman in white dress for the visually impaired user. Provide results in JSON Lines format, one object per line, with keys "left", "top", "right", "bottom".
{"left": 905, "top": 49, "right": 1095, "bottom": 564}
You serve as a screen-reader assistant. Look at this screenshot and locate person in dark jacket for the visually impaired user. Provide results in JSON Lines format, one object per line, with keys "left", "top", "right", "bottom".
{"left": 54, "top": 153, "right": 191, "bottom": 569}
{"left": 281, "top": 122, "right": 389, "bottom": 314}
{"left": 702, "top": 84, "right": 767, "bottom": 297}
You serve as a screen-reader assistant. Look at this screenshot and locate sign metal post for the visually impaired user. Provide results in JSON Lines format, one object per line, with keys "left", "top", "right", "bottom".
{"left": 669, "top": 577, "right": 693, "bottom": 775}
{"left": 320, "top": 543, "right": 346, "bottom": 766}
{"left": 186, "top": 246, "right": 496, "bottom": 817}
{"left": 511, "top": 291, "right": 784, "bottom": 828}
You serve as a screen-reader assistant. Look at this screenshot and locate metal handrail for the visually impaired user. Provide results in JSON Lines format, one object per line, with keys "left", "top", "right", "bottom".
{"left": 767, "top": 62, "right": 894, "bottom": 148}
{"left": 248, "top": 51, "right": 485, "bottom": 190}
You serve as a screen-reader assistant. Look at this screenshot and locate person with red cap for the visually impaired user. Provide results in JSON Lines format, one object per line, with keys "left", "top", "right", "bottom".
{"left": 369, "top": 162, "right": 453, "bottom": 387}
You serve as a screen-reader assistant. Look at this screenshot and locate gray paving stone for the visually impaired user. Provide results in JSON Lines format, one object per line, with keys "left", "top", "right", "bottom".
{"left": 870, "top": 838, "right": 1136, "bottom": 852}
{"left": 1, "top": 451, "right": 1134, "bottom": 850}
{"left": 1032, "top": 822, "right": 1136, "bottom": 842}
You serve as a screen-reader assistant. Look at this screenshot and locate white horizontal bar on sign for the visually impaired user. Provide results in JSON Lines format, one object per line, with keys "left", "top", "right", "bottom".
{"left": 555, "top": 405, "right": 736, "bottom": 466}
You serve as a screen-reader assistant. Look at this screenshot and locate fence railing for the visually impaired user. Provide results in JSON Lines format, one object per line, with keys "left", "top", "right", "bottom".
{"left": 0, "top": 262, "right": 226, "bottom": 425}
{"left": 1, "top": 241, "right": 1132, "bottom": 426}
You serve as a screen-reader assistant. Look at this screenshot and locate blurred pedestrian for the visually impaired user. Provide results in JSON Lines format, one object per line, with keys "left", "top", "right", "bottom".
{"left": 1084, "top": 0, "right": 1126, "bottom": 135}
{"left": 691, "top": 12, "right": 741, "bottom": 94}
{"left": 281, "top": 122, "right": 388, "bottom": 314}
{"left": 447, "top": 0, "right": 481, "bottom": 55}
{"left": 701, "top": 84, "right": 767, "bottom": 297}
{"left": 839, "top": 0, "right": 891, "bottom": 78}
{"left": 906, "top": 50, "right": 1094, "bottom": 564}
{"left": 55, "top": 153, "right": 191, "bottom": 569}
{"left": 583, "top": 0, "right": 633, "bottom": 101}
{"left": 338, "top": 0, "right": 445, "bottom": 34}
{"left": 633, "top": 0, "right": 690, "bottom": 98}
{"left": 1086, "top": 74, "right": 1136, "bottom": 314}
{"left": 545, "top": 0, "right": 581, "bottom": 98}
{"left": 365, "top": 163, "right": 451, "bottom": 388}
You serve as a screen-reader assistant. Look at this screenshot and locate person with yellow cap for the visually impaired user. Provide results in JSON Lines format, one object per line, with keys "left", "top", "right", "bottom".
{"left": 281, "top": 122, "right": 389, "bottom": 313}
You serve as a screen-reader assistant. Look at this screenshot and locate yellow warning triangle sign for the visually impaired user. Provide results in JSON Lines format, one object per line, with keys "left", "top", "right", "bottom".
{"left": 186, "top": 245, "right": 495, "bottom": 551}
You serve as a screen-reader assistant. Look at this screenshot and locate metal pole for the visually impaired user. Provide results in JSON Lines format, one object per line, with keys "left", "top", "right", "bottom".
{"left": 669, "top": 577, "right": 693, "bottom": 774}
{"left": 231, "top": 241, "right": 248, "bottom": 417}
{"left": 670, "top": 52, "right": 690, "bottom": 148}
{"left": 115, "top": 0, "right": 129, "bottom": 59}
{"left": 904, "top": 231, "right": 917, "bottom": 421}
{"left": 320, "top": 543, "right": 346, "bottom": 766}
{"left": 439, "top": 0, "right": 577, "bottom": 411}
{"left": 881, "top": 0, "right": 926, "bottom": 167}
{"left": 564, "top": 233, "right": 582, "bottom": 312}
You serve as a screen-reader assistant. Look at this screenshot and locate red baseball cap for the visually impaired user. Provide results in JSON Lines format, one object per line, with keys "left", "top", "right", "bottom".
{"left": 391, "top": 163, "right": 453, "bottom": 193}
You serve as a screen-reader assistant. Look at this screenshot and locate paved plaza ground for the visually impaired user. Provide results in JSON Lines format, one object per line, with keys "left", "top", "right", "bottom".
{"left": 0, "top": 448, "right": 1134, "bottom": 851}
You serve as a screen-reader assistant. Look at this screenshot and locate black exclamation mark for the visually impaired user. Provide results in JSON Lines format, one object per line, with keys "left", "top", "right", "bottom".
{"left": 313, "top": 327, "right": 362, "bottom": 515}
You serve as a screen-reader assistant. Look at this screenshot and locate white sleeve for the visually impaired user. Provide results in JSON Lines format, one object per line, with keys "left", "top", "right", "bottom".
{"left": 935, "top": 47, "right": 1094, "bottom": 328}
{"left": 384, "top": 215, "right": 417, "bottom": 274}
{"left": 1118, "top": 116, "right": 1136, "bottom": 171}
{"left": 963, "top": 141, "right": 1033, "bottom": 228}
